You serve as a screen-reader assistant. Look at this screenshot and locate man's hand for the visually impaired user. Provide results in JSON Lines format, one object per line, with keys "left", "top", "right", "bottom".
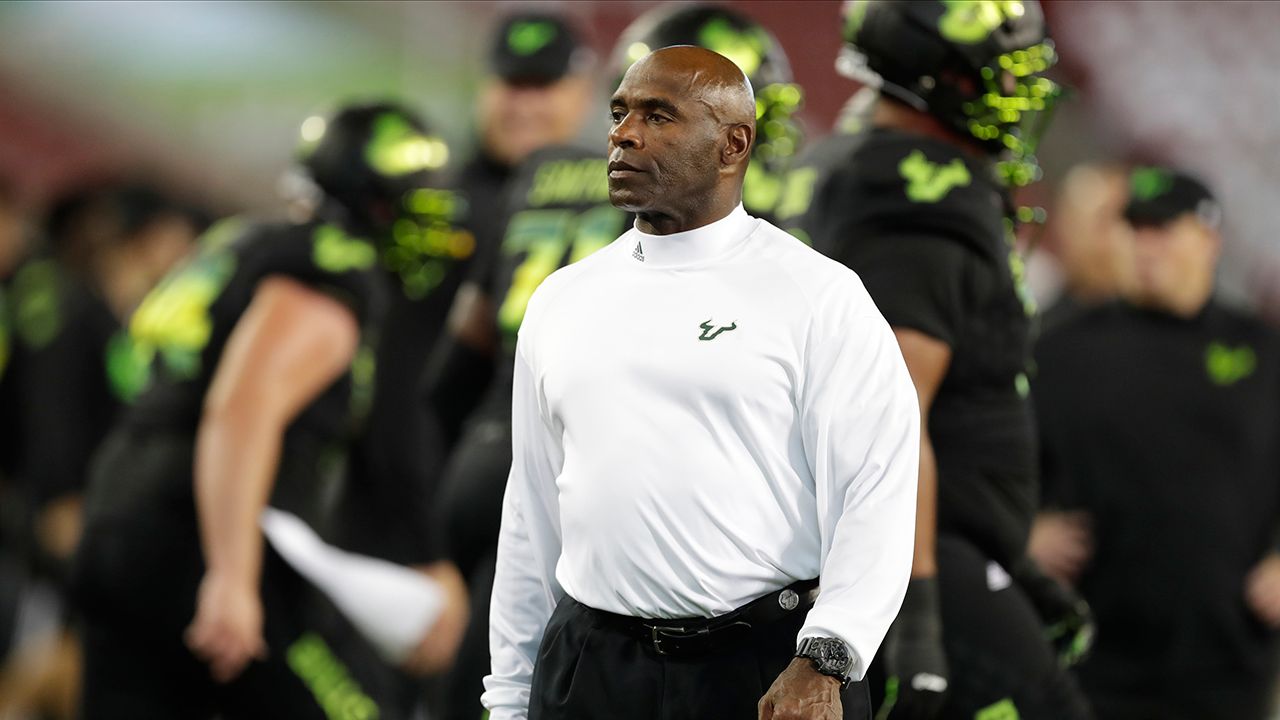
{"left": 1028, "top": 511, "right": 1093, "bottom": 585}
{"left": 878, "top": 577, "right": 948, "bottom": 720}
{"left": 759, "top": 657, "right": 842, "bottom": 720}
{"left": 185, "top": 571, "right": 267, "bottom": 683}
{"left": 401, "top": 560, "right": 470, "bottom": 675}
{"left": 1245, "top": 553, "right": 1280, "bottom": 628}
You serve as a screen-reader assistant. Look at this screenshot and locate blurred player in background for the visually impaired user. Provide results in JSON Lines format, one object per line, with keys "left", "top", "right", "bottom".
{"left": 425, "top": 5, "right": 805, "bottom": 717}
{"left": 1033, "top": 167, "right": 1280, "bottom": 720}
{"left": 439, "top": 12, "right": 595, "bottom": 440}
{"left": 71, "top": 102, "right": 465, "bottom": 719}
{"left": 784, "top": 1, "right": 1092, "bottom": 717}
{"left": 0, "top": 183, "right": 198, "bottom": 720}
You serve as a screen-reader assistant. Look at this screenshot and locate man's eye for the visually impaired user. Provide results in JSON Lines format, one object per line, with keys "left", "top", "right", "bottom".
{"left": 648, "top": 114, "right": 669, "bottom": 124}
{"left": 610, "top": 110, "right": 624, "bottom": 124}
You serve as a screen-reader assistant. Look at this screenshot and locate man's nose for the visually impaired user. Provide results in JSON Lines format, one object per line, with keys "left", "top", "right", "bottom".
{"left": 609, "top": 113, "right": 642, "bottom": 150}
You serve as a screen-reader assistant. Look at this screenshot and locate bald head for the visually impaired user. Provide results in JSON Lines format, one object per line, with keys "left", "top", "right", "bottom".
{"left": 608, "top": 46, "right": 757, "bottom": 233}
{"left": 626, "top": 46, "right": 757, "bottom": 127}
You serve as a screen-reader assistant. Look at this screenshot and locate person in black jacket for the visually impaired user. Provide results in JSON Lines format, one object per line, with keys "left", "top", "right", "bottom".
{"left": 1033, "top": 167, "right": 1280, "bottom": 720}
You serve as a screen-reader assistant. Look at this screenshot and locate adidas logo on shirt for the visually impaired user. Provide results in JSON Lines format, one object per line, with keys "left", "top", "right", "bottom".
{"left": 632, "top": 241, "right": 645, "bottom": 262}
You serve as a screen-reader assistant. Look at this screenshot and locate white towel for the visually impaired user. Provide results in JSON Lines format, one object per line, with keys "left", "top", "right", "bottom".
{"left": 259, "top": 507, "right": 443, "bottom": 663}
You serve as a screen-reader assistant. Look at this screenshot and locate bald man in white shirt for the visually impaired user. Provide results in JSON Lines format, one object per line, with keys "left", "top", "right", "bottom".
{"left": 483, "top": 46, "right": 919, "bottom": 720}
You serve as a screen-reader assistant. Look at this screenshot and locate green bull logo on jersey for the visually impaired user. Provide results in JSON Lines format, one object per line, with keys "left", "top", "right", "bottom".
{"left": 1205, "top": 342, "right": 1256, "bottom": 386}
{"left": 698, "top": 320, "right": 737, "bottom": 341}
{"left": 899, "top": 150, "right": 972, "bottom": 203}
{"left": 313, "top": 224, "right": 377, "bottom": 273}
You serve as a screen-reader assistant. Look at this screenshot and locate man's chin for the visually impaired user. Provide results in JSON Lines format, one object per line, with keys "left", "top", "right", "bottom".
{"left": 607, "top": 186, "right": 650, "bottom": 212}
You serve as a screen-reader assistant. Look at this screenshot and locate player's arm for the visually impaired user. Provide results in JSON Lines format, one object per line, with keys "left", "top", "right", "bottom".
{"left": 186, "top": 275, "right": 360, "bottom": 683}
{"left": 895, "top": 329, "right": 949, "bottom": 579}
{"left": 482, "top": 323, "right": 565, "bottom": 720}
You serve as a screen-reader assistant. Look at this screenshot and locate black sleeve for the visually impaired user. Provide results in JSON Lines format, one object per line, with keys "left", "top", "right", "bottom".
{"left": 248, "top": 223, "right": 380, "bottom": 325}
{"left": 838, "top": 232, "right": 970, "bottom": 348}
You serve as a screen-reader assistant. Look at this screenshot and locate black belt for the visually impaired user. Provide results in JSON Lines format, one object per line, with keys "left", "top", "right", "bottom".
{"left": 583, "top": 578, "right": 819, "bottom": 657}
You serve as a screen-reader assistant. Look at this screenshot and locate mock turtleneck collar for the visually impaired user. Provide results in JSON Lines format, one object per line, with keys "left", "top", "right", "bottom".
{"left": 627, "top": 204, "right": 756, "bottom": 269}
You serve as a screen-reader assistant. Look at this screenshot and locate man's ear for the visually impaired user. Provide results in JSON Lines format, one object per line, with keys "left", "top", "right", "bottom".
{"left": 722, "top": 123, "right": 755, "bottom": 169}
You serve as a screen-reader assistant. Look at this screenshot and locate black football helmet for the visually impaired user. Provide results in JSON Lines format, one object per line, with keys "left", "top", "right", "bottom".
{"left": 611, "top": 4, "right": 803, "bottom": 173}
{"left": 296, "top": 101, "right": 448, "bottom": 232}
{"left": 839, "top": 0, "right": 1062, "bottom": 186}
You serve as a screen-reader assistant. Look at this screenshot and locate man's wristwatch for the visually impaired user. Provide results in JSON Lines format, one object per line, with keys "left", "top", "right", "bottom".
{"left": 796, "top": 636, "right": 854, "bottom": 688}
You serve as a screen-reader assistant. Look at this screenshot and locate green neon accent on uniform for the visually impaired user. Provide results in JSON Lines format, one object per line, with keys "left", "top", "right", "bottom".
{"left": 507, "top": 20, "right": 557, "bottom": 56}
{"left": 13, "top": 260, "right": 63, "bottom": 350}
{"left": 843, "top": 0, "right": 871, "bottom": 40}
{"left": 975, "top": 698, "right": 1020, "bottom": 720}
{"left": 497, "top": 207, "right": 619, "bottom": 338}
{"left": 1129, "top": 166, "right": 1175, "bottom": 201}
{"left": 526, "top": 159, "right": 610, "bottom": 207}
{"left": 130, "top": 247, "right": 237, "bottom": 380}
{"left": 364, "top": 113, "right": 447, "bottom": 177}
{"left": 743, "top": 162, "right": 784, "bottom": 214}
{"left": 776, "top": 167, "right": 818, "bottom": 221}
{"left": 874, "top": 676, "right": 900, "bottom": 720}
{"left": 939, "top": 1, "right": 1022, "bottom": 45}
{"left": 286, "top": 632, "right": 380, "bottom": 720}
{"left": 698, "top": 320, "right": 737, "bottom": 341}
{"left": 1014, "top": 372, "right": 1030, "bottom": 399}
{"left": 899, "top": 150, "right": 972, "bottom": 203}
{"left": 105, "top": 330, "right": 155, "bottom": 403}
{"left": 313, "top": 224, "right": 377, "bottom": 273}
{"left": 1205, "top": 342, "right": 1256, "bottom": 386}
{"left": 697, "top": 17, "right": 767, "bottom": 78}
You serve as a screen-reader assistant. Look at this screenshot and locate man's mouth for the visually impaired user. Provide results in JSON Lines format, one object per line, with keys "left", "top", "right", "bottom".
{"left": 608, "top": 159, "right": 644, "bottom": 178}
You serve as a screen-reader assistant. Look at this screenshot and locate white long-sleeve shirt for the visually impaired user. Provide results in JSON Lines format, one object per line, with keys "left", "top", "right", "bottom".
{"left": 483, "top": 204, "right": 919, "bottom": 719}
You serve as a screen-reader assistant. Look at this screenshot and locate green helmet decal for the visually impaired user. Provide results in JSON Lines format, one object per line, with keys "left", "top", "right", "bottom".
{"left": 508, "top": 20, "right": 558, "bottom": 56}
{"left": 939, "top": 0, "right": 1027, "bottom": 44}
{"left": 364, "top": 112, "right": 448, "bottom": 177}
{"left": 843, "top": 0, "right": 871, "bottom": 41}
{"left": 1129, "top": 167, "right": 1176, "bottom": 201}
{"left": 697, "top": 17, "right": 769, "bottom": 79}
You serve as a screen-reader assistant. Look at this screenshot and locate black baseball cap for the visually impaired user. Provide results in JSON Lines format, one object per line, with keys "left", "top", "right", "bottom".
{"left": 1124, "top": 166, "right": 1222, "bottom": 229}
{"left": 489, "top": 12, "right": 584, "bottom": 85}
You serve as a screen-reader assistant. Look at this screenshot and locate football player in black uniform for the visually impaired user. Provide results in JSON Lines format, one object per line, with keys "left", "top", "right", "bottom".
{"left": 1034, "top": 168, "right": 1280, "bottom": 720}
{"left": 784, "top": 2, "right": 1092, "bottom": 718}
{"left": 425, "top": 6, "right": 807, "bottom": 718}
{"left": 72, "top": 103, "right": 462, "bottom": 719}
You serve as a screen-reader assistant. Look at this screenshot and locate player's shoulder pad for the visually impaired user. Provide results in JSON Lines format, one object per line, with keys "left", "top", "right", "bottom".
{"left": 234, "top": 216, "right": 379, "bottom": 276}
{"left": 825, "top": 128, "right": 1007, "bottom": 255}
{"left": 509, "top": 144, "right": 610, "bottom": 212}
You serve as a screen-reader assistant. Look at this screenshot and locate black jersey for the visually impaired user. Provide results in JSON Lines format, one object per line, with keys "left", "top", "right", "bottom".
{"left": 88, "top": 217, "right": 385, "bottom": 527}
{"left": 1035, "top": 301, "right": 1280, "bottom": 692}
{"left": 338, "top": 187, "right": 471, "bottom": 565}
{"left": 470, "top": 145, "right": 627, "bottom": 420}
{"left": 6, "top": 258, "right": 124, "bottom": 508}
{"left": 787, "top": 127, "right": 1038, "bottom": 567}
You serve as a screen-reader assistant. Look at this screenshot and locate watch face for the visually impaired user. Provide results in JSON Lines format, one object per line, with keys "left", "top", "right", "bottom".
{"left": 815, "top": 638, "right": 851, "bottom": 673}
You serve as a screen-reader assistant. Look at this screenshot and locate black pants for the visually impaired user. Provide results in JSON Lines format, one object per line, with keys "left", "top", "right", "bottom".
{"left": 870, "top": 534, "right": 1092, "bottom": 720}
{"left": 73, "top": 430, "right": 400, "bottom": 720}
{"left": 529, "top": 595, "right": 872, "bottom": 720}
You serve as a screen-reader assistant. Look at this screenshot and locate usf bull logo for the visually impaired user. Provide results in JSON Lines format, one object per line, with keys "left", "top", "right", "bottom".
{"left": 699, "top": 319, "right": 738, "bottom": 341}
{"left": 899, "top": 150, "right": 972, "bottom": 203}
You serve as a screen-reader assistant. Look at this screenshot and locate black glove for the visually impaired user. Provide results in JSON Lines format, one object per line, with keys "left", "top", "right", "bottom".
{"left": 1011, "top": 556, "right": 1095, "bottom": 668}
{"left": 878, "top": 577, "right": 949, "bottom": 720}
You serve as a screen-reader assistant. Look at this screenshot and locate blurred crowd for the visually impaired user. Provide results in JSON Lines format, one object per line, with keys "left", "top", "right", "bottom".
{"left": 0, "top": 2, "right": 1276, "bottom": 720}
